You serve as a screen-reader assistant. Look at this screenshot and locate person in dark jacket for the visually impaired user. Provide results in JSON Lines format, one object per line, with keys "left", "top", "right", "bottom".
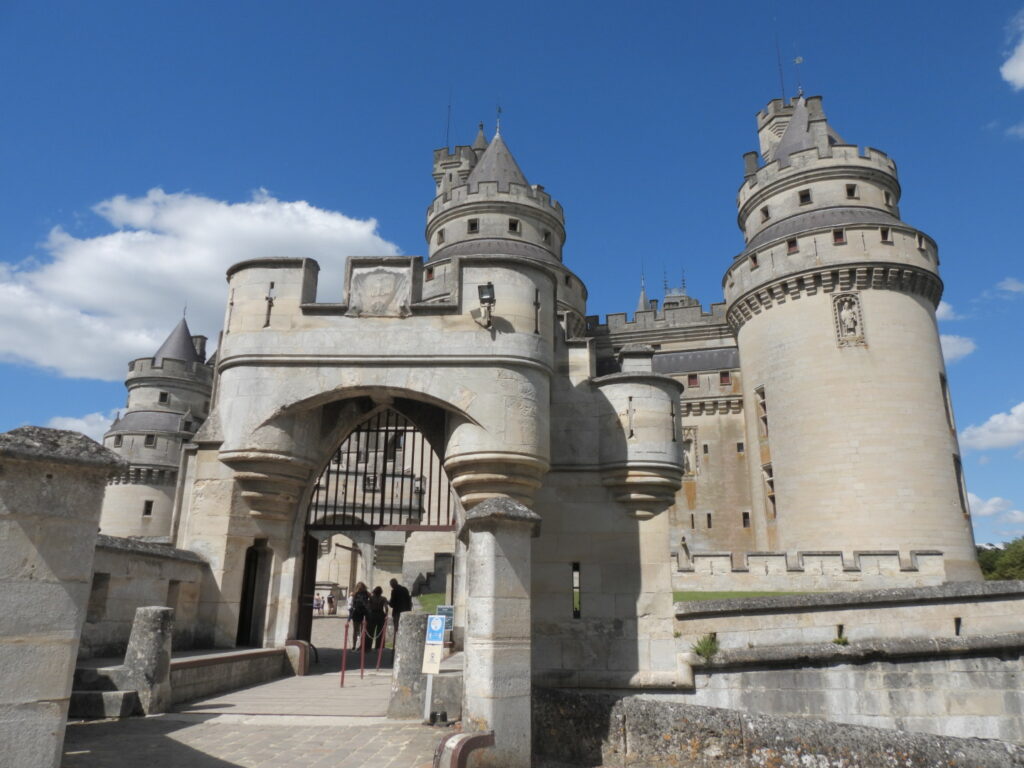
{"left": 389, "top": 578, "right": 413, "bottom": 635}
{"left": 349, "top": 582, "right": 370, "bottom": 649}
{"left": 366, "top": 586, "right": 390, "bottom": 650}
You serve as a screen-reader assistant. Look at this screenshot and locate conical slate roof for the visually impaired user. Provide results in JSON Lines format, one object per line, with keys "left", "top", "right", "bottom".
{"left": 467, "top": 132, "right": 528, "bottom": 190}
{"left": 772, "top": 96, "right": 845, "bottom": 167}
{"left": 153, "top": 318, "right": 202, "bottom": 366}
{"left": 472, "top": 123, "right": 489, "bottom": 151}
{"left": 636, "top": 276, "right": 649, "bottom": 313}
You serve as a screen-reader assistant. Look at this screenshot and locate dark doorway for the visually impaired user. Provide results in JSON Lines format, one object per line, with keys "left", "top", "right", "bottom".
{"left": 236, "top": 539, "right": 273, "bottom": 647}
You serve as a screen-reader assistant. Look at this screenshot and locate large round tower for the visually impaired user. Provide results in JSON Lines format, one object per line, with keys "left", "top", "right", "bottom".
{"left": 724, "top": 95, "right": 980, "bottom": 580}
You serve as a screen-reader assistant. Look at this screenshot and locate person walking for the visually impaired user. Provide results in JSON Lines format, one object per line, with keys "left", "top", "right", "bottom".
{"left": 389, "top": 578, "right": 412, "bottom": 635}
{"left": 366, "top": 586, "right": 390, "bottom": 650}
{"left": 326, "top": 593, "right": 336, "bottom": 615}
{"left": 349, "top": 582, "right": 370, "bottom": 649}
{"left": 313, "top": 593, "right": 323, "bottom": 616}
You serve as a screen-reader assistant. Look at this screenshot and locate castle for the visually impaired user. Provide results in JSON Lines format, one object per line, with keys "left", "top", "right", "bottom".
{"left": 73, "top": 94, "right": 1008, "bottom": 765}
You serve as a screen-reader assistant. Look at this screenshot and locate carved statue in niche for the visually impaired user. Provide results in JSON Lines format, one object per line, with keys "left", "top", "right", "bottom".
{"left": 346, "top": 266, "right": 412, "bottom": 317}
{"left": 681, "top": 426, "right": 697, "bottom": 476}
{"left": 832, "top": 292, "right": 866, "bottom": 347}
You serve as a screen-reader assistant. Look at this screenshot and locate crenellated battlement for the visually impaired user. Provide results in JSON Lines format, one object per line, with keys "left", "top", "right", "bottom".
{"left": 428, "top": 180, "right": 563, "bottom": 218}
{"left": 589, "top": 300, "right": 729, "bottom": 336}
{"left": 739, "top": 144, "right": 898, "bottom": 210}
{"left": 126, "top": 356, "right": 213, "bottom": 383}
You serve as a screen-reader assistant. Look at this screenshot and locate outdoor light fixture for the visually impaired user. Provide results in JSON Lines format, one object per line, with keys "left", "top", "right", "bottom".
{"left": 475, "top": 282, "right": 496, "bottom": 328}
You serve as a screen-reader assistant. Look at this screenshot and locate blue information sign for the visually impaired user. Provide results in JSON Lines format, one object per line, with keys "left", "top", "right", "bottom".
{"left": 425, "top": 614, "right": 446, "bottom": 645}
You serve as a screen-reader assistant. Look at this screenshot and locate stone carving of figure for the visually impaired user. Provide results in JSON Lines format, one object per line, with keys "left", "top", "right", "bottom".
{"left": 839, "top": 298, "right": 858, "bottom": 337}
{"left": 678, "top": 536, "right": 692, "bottom": 568}
{"left": 681, "top": 440, "right": 693, "bottom": 475}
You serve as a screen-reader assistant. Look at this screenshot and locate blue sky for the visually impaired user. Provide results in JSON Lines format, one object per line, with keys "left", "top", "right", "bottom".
{"left": 2, "top": 1, "right": 1023, "bottom": 542}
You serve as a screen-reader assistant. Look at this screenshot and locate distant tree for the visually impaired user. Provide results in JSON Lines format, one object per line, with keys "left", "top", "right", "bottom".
{"left": 977, "top": 537, "right": 1024, "bottom": 580}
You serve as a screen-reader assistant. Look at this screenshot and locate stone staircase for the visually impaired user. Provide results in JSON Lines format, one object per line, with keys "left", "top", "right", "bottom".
{"left": 69, "top": 663, "right": 142, "bottom": 718}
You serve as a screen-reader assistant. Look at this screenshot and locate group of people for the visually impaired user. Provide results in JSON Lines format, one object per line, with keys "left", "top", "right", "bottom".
{"left": 314, "top": 578, "right": 413, "bottom": 651}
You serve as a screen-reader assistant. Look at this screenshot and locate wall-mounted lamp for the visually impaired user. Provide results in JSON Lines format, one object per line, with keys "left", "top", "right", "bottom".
{"left": 474, "top": 282, "right": 496, "bottom": 328}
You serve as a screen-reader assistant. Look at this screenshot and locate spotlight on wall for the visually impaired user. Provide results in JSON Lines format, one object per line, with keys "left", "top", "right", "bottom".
{"left": 474, "top": 282, "right": 496, "bottom": 328}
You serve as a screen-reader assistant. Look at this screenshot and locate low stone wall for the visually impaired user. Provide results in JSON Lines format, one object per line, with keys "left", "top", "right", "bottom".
{"left": 673, "top": 550, "right": 946, "bottom": 591}
{"left": 533, "top": 688, "right": 1024, "bottom": 767}
{"left": 170, "top": 648, "right": 290, "bottom": 706}
{"left": 674, "top": 581, "right": 1024, "bottom": 650}
{"left": 80, "top": 535, "right": 208, "bottom": 659}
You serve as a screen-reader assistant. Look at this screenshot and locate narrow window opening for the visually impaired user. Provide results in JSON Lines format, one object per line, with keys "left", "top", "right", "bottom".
{"left": 564, "top": 275, "right": 571, "bottom": 286}
{"left": 760, "top": 205, "right": 770, "bottom": 222}
{"left": 690, "top": 513, "right": 695, "bottom": 529}
{"left": 627, "top": 396, "right": 635, "bottom": 438}
{"left": 884, "top": 191, "right": 893, "bottom": 206}
{"left": 737, "top": 442, "right": 745, "bottom": 453}
{"left": 687, "top": 374, "right": 699, "bottom": 388}
{"left": 954, "top": 617, "right": 962, "bottom": 636}
{"left": 916, "top": 233, "right": 926, "bottom": 249}
{"left": 702, "top": 443, "right": 709, "bottom": 455}
{"left": 787, "top": 238, "right": 799, "bottom": 254}
{"left": 183, "top": 420, "right": 193, "bottom": 432}
{"left": 467, "top": 218, "right": 479, "bottom": 234}
{"left": 363, "top": 474, "right": 379, "bottom": 492}
{"left": 144, "top": 434, "right": 156, "bottom": 448}
{"left": 158, "top": 391, "right": 169, "bottom": 404}
{"left": 113, "top": 435, "right": 123, "bottom": 448}
{"left": 719, "top": 371, "right": 731, "bottom": 386}
{"left": 940, "top": 374, "right": 956, "bottom": 431}
{"left": 571, "top": 562, "right": 581, "bottom": 619}
{"left": 756, "top": 387, "right": 769, "bottom": 438}
{"left": 832, "top": 229, "right": 846, "bottom": 245}
{"left": 437, "top": 228, "right": 445, "bottom": 245}
{"left": 508, "top": 218, "right": 520, "bottom": 233}
{"left": 203, "top": 400, "right": 210, "bottom": 413}
{"left": 425, "top": 266, "right": 435, "bottom": 282}
{"left": 447, "top": 173, "right": 452, "bottom": 182}
{"left": 880, "top": 227, "right": 892, "bottom": 243}
{"left": 846, "top": 184, "right": 858, "bottom": 199}
{"left": 742, "top": 511, "right": 751, "bottom": 528}
{"left": 706, "top": 513, "right": 713, "bottom": 529}
{"left": 762, "top": 463, "right": 776, "bottom": 519}
{"left": 142, "top": 500, "right": 154, "bottom": 517}
{"left": 750, "top": 253, "right": 759, "bottom": 269}
{"left": 543, "top": 230, "right": 552, "bottom": 244}
{"left": 836, "top": 624, "right": 845, "bottom": 640}
{"left": 953, "top": 455, "right": 969, "bottom": 516}
{"left": 798, "top": 189, "right": 812, "bottom": 205}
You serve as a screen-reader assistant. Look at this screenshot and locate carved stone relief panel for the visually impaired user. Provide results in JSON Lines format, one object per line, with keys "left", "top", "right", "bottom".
{"left": 346, "top": 266, "right": 411, "bottom": 317}
{"left": 832, "top": 292, "right": 866, "bottom": 347}
{"left": 681, "top": 426, "right": 698, "bottom": 477}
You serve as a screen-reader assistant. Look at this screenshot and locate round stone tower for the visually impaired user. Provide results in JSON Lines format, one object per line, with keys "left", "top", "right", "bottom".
{"left": 100, "top": 318, "right": 213, "bottom": 539}
{"left": 724, "top": 95, "right": 980, "bottom": 580}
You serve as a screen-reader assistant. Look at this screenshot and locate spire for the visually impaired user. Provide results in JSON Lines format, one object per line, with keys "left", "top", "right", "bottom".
{"left": 466, "top": 131, "right": 528, "bottom": 191}
{"left": 636, "top": 274, "right": 649, "bottom": 313}
{"left": 472, "top": 122, "right": 488, "bottom": 151}
{"left": 153, "top": 318, "right": 203, "bottom": 366}
{"left": 771, "top": 95, "right": 845, "bottom": 167}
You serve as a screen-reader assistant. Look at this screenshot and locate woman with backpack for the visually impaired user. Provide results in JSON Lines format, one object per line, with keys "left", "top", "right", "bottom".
{"left": 349, "top": 582, "right": 370, "bottom": 650}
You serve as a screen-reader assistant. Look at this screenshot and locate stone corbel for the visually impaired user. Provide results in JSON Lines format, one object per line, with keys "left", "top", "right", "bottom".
{"left": 219, "top": 450, "right": 317, "bottom": 518}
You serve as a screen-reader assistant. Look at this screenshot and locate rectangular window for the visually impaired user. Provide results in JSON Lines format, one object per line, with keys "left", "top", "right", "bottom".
{"left": 183, "top": 420, "right": 193, "bottom": 432}
{"left": 755, "top": 387, "right": 768, "bottom": 437}
{"left": 437, "top": 228, "right": 445, "bottom": 244}
{"left": 508, "top": 218, "right": 520, "bottom": 233}
{"left": 940, "top": 374, "right": 956, "bottom": 431}
{"left": 798, "top": 189, "right": 812, "bottom": 205}
{"left": 706, "top": 513, "right": 713, "bottom": 529}
{"left": 762, "top": 463, "right": 776, "bottom": 519}
{"left": 760, "top": 206, "right": 770, "bottom": 222}
{"left": 144, "top": 434, "right": 156, "bottom": 448}
{"left": 363, "top": 474, "right": 379, "bottom": 492}
{"left": 719, "top": 371, "right": 731, "bottom": 386}
{"left": 737, "top": 442, "right": 745, "bottom": 453}
{"left": 916, "top": 233, "right": 926, "bottom": 250}
{"left": 846, "top": 184, "right": 858, "bottom": 199}
{"left": 884, "top": 191, "right": 893, "bottom": 206}
{"left": 543, "top": 230, "right": 551, "bottom": 244}
{"left": 742, "top": 511, "right": 751, "bottom": 528}
{"left": 953, "top": 455, "right": 969, "bottom": 516}
{"left": 880, "top": 227, "right": 892, "bottom": 243}
{"left": 425, "top": 266, "right": 435, "bottom": 282}
{"left": 571, "top": 562, "right": 581, "bottom": 619}
{"left": 702, "top": 443, "right": 709, "bottom": 455}
{"left": 158, "top": 391, "right": 169, "bottom": 404}
{"left": 687, "top": 374, "right": 699, "bottom": 388}
{"left": 787, "top": 238, "right": 799, "bottom": 254}
{"left": 142, "top": 500, "right": 154, "bottom": 517}
{"left": 467, "top": 218, "right": 479, "bottom": 233}
{"left": 750, "top": 253, "right": 759, "bottom": 269}
{"left": 690, "top": 513, "right": 695, "bottom": 529}
{"left": 113, "top": 435, "right": 123, "bottom": 448}
{"left": 832, "top": 229, "right": 846, "bottom": 245}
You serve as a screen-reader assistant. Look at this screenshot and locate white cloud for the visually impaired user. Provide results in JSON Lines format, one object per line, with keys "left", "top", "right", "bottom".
{"left": 935, "top": 300, "right": 960, "bottom": 321}
{"left": 46, "top": 410, "right": 119, "bottom": 442}
{"left": 1002, "top": 11, "right": 1024, "bottom": 90}
{"left": 940, "top": 334, "right": 975, "bottom": 363}
{"left": 968, "top": 492, "right": 1014, "bottom": 517}
{"left": 961, "top": 401, "right": 1024, "bottom": 451}
{"left": 1007, "top": 122, "right": 1024, "bottom": 139}
{"left": 0, "top": 189, "right": 400, "bottom": 380}
{"left": 997, "top": 276, "right": 1024, "bottom": 293}
{"left": 1006, "top": 509, "right": 1024, "bottom": 524}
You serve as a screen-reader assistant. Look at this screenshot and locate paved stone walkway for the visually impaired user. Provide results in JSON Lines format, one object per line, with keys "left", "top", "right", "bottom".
{"left": 62, "top": 616, "right": 449, "bottom": 768}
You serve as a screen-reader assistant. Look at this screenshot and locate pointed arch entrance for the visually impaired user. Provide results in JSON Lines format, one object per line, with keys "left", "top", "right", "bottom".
{"left": 294, "top": 402, "right": 461, "bottom": 642}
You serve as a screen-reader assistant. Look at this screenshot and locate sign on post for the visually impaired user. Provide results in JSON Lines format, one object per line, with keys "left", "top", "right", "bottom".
{"left": 422, "top": 614, "right": 445, "bottom": 674}
{"left": 437, "top": 604, "right": 454, "bottom": 632}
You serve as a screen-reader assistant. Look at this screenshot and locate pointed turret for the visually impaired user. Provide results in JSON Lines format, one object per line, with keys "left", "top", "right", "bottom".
{"left": 153, "top": 318, "right": 203, "bottom": 366}
{"left": 472, "top": 122, "right": 489, "bottom": 160}
{"left": 466, "top": 132, "right": 529, "bottom": 191}
{"left": 636, "top": 275, "right": 649, "bottom": 313}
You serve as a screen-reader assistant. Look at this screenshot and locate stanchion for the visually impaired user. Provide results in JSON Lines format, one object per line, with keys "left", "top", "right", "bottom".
{"left": 375, "top": 616, "right": 389, "bottom": 671}
{"left": 359, "top": 622, "right": 367, "bottom": 679}
{"left": 339, "top": 620, "right": 350, "bottom": 687}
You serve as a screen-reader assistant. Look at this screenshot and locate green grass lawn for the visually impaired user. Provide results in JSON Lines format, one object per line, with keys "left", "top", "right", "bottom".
{"left": 673, "top": 590, "right": 808, "bottom": 602}
{"left": 416, "top": 592, "right": 448, "bottom": 614}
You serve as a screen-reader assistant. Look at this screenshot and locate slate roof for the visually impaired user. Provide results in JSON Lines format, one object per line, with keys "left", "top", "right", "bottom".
{"left": 153, "top": 318, "right": 203, "bottom": 366}
{"left": 653, "top": 348, "right": 740, "bottom": 375}
{"left": 746, "top": 207, "right": 902, "bottom": 251}
{"left": 108, "top": 411, "right": 184, "bottom": 434}
{"left": 467, "top": 132, "right": 528, "bottom": 190}
{"left": 771, "top": 96, "right": 845, "bottom": 167}
{"left": 433, "top": 238, "right": 555, "bottom": 262}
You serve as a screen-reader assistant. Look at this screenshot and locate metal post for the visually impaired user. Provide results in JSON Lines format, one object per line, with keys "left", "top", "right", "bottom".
{"left": 340, "top": 620, "right": 350, "bottom": 687}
